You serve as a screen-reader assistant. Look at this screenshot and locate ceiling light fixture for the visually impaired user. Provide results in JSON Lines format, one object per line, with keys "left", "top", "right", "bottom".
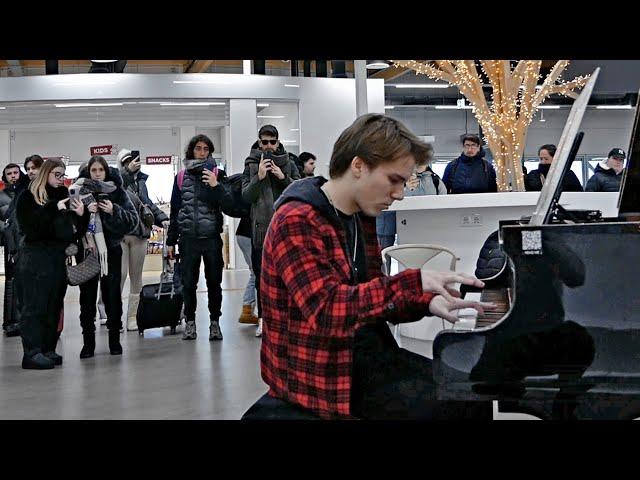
{"left": 159, "top": 102, "right": 226, "bottom": 106}
{"left": 366, "top": 60, "right": 389, "bottom": 69}
{"left": 595, "top": 105, "right": 633, "bottom": 110}
{"left": 257, "top": 115, "right": 285, "bottom": 119}
{"left": 389, "top": 84, "right": 450, "bottom": 89}
{"left": 54, "top": 103, "right": 124, "bottom": 108}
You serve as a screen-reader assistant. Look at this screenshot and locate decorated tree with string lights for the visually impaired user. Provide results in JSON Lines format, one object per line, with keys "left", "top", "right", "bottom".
{"left": 390, "top": 60, "right": 589, "bottom": 191}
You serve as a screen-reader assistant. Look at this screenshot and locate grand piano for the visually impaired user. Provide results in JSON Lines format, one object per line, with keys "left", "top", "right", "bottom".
{"left": 432, "top": 68, "right": 640, "bottom": 420}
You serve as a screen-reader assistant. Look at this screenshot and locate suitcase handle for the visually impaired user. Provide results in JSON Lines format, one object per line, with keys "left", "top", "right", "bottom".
{"left": 157, "top": 227, "right": 177, "bottom": 300}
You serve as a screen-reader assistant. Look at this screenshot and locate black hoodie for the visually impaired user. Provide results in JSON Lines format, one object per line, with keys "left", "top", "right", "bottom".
{"left": 77, "top": 166, "right": 139, "bottom": 247}
{"left": 274, "top": 176, "right": 368, "bottom": 285}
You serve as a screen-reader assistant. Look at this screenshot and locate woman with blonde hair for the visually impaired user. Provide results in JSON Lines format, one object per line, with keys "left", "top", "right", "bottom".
{"left": 15, "top": 159, "right": 87, "bottom": 369}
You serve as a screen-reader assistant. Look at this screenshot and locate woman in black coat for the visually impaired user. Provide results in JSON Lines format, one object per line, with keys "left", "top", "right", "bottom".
{"left": 76, "top": 156, "right": 139, "bottom": 359}
{"left": 524, "top": 144, "right": 583, "bottom": 192}
{"left": 15, "top": 158, "right": 87, "bottom": 369}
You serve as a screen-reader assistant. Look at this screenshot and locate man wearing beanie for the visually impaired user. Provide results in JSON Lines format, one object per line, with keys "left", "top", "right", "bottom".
{"left": 115, "top": 148, "right": 169, "bottom": 331}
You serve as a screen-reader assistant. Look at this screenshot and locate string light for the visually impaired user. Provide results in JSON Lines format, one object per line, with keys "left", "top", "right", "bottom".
{"left": 390, "top": 60, "right": 589, "bottom": 191}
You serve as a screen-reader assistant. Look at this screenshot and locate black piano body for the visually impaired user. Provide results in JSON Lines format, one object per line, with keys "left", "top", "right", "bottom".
{"left": 433, "top": 217, "right": 640, "bottom": 419}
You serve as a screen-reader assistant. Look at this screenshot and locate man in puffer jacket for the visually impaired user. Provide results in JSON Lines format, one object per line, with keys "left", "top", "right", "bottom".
{"left": 242, "top": 125, "right": 301, "bottom": 337}
{"left": 1, "top": 164, "right": 30, "bottom": 336}
{"left": 166, "top": 135, "right": 235, "bottom": 341}
{"left": 116, "top": 148, "right": 170, "bottom": 331}
{"left": 585, "top": 148, "right": 626, "bottom": 192}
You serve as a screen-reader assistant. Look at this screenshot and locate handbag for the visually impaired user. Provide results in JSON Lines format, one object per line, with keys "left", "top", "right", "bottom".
{"left": 66, "top": 238, "right": 101, "bottom": 286}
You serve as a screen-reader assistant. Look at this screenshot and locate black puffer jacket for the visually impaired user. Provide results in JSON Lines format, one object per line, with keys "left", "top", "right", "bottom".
{"left": 474, "top": 230, "right": 507, "bottom": 281}
{"left": 524, "top": 163, "right": 583, "bottom": 192}
{"left": 585, "top": 162, "right": 623, "bottom": 192}
{"left": 242, "top": 146, "right": 301, "bottom": 246}
{"left": 166, "top": 158, "right": 235, "bottom": 246}
{"left": 77, "top": 166, "right": 139, "bottom": 248}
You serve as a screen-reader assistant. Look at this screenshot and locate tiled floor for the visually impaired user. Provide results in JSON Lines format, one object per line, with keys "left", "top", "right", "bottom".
{"left": 0, "top": 269, "right": 536, "bottom": 420}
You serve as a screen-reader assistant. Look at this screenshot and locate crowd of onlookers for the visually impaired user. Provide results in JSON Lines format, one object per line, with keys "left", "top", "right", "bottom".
{"left": 0, "top": 125, "right": 625, "bottom": 370}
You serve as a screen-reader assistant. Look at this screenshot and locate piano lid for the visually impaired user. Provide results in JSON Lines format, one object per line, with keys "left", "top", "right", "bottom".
{"left": 617, "top": 91, "right": 640, "bottom": 218}
{"left": 530, "top": 68, "right": 601, "bottom": 226}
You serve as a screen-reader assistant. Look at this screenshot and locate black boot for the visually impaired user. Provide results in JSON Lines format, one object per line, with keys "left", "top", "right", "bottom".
{"left": 109, "top": 330, "right": 122, "bottom": 355}
{"left": 80, "top": 333, "right": 95, "bottom": 359}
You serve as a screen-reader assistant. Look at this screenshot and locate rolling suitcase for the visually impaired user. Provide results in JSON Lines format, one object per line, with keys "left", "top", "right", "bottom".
{"left": 136, "top": 231, "right": 183, "bottom": 336}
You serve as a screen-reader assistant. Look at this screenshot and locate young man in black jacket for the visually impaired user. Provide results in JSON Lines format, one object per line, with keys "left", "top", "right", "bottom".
{"left": 167, "top": 135, "right": 235, "bottom": 341}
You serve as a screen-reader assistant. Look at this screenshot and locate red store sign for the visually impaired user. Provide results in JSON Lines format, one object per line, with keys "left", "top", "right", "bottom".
{"left": 90, "top": 145, "right": 114, "bottom": 156}
{"left": 146, "top": 156, "right": 172, "bottom": 165}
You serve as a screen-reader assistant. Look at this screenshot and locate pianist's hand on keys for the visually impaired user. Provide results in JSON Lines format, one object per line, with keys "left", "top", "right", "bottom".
{"left": 420, "top": 269, "right": 485, "bottom": 303}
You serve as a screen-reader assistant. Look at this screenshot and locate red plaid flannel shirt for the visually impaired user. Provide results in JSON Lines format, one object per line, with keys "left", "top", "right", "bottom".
{"left": 260, "top": 200, "right": 435, "bottom": 419}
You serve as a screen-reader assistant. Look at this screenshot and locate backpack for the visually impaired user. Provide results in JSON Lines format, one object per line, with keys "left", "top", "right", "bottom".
{"left": 447, "top": 157, "right": 491, "bottom": 194}
{"left": 177, "top": 169, "right": 250, "bottom": 219}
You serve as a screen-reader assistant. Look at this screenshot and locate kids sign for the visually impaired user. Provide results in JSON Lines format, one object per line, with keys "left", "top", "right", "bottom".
{"left": 90, "top": 145, "right": 114, "bottom": 156}
{"left": 146, "top": 156, "right": 172, "bottom": 165}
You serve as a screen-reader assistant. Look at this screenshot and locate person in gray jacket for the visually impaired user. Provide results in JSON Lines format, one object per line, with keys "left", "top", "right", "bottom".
{"left": 405, "top": 143, "right": 447, "bottom": 197}
{"left": 242, "top": 125, "right": 300, "bottom": 337}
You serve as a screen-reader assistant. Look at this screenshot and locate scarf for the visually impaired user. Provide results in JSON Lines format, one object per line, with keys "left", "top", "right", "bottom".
{"left": 69, "top": 178, "right": 117, "bottom": 277}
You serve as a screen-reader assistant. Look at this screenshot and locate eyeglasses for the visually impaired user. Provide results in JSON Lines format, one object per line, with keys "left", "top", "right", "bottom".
{"left": 53, "top": 172, "right": 67, "bottom": 180}
{"left": 261, "top": 139, "right": 278, "bottom": 146}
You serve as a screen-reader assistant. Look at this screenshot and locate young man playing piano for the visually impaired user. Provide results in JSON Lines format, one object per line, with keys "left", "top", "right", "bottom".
{"left": 256, "top": 114, "right": 493, "bottom": 420}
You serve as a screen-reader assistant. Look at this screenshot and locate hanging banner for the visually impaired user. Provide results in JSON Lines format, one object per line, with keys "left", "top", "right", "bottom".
{"left": 146, "top": 156, "right": 172, "bottom": 165}
{"left": 90, "top": 145, "right": 114, "bottom": 156}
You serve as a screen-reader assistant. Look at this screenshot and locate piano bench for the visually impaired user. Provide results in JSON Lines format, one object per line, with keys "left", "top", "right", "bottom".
{"left": 241, "top": 393, "right": 321, "bottom": 420}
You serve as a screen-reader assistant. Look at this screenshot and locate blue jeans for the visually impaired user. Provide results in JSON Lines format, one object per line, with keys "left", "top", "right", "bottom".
{"left": 236, "top": 234, "right": 256, "bottom": 307}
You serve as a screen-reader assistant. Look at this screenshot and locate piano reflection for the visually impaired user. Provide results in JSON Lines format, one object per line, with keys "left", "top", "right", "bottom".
{"left": 433, "top": 69, "right": 640, "bottom": 420}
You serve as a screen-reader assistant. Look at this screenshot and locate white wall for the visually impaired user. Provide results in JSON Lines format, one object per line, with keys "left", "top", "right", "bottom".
{"left": 298, "top": 78, "right": 384, "bottom": 179}
{"left": 9, "top": 128, "right": 184, "bottom": 203}
{"left": 387, "top": 108, "right": 635, "bottom": 158}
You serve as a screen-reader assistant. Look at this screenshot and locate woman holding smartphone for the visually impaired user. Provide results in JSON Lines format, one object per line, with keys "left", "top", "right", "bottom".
{"left": 76, "top": 156, "right": 139, "bottom": 358}
{"left": 15, "top": 159, "right": 88, "bottom": 369}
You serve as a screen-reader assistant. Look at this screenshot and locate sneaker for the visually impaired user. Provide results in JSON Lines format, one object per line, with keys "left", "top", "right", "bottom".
{"left": 255, "top": 318, "right": 263, "bottom": 338}
{"left": 209, "top": 320, "right": 223, "bottom": 341}
{"left": 182, "top": 321, "right": 197, "bottom": 340}
{"left": 22, "top": 353, "right": 55, "bottom": 370}
{"left": 44, "top": 351, "right": 63, "bottom": 366}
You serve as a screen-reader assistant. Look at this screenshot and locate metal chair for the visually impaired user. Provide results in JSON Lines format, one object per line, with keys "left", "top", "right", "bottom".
{"left": 381, "top": 243, "right": 459, "bottom": 347}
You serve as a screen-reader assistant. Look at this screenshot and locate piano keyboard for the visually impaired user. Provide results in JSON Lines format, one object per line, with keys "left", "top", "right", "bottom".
{"left": 455, "top": 288, "right": 511, "bottom": 330}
